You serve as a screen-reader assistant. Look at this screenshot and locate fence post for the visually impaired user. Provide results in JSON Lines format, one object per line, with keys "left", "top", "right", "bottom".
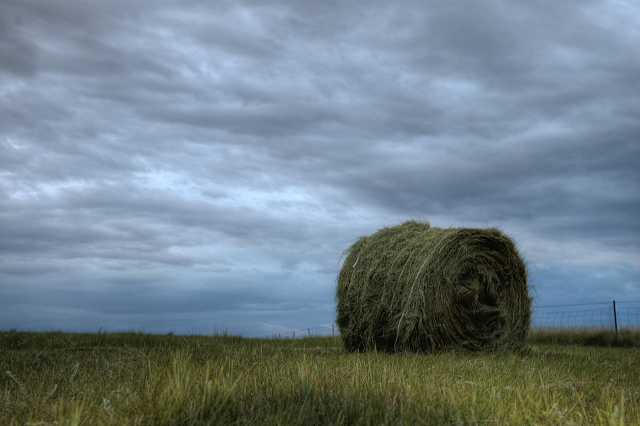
{"left": 332, "top": 324, "right": 335, "bottom": 336}
{"left": 308, "top": 328, "right": 311, "bottom": 336}
{"left": 293, "top": 331, "right": 295, "bottom": 339}
{"left": 613, "top": 300, "right": 618, "bottom": 335}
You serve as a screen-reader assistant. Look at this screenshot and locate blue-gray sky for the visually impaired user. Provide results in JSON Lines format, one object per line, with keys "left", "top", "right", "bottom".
{"left": 1, "top": 0, "right": 639, "bottom": 336}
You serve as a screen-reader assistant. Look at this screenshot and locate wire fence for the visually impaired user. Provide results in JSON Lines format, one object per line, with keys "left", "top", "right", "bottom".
{"left": 531, "top": 300, "right": 640, "bottom": 330}
{"left": 267, "top": 301, "right": 640, "bottom": 338}
{"left": 267, "top": 324, "right": 337, "bottom": 339}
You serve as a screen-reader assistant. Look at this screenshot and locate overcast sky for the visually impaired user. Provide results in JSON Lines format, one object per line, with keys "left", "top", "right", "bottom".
{"left": 1, "top": 0, "right": 638, "bottom": 336}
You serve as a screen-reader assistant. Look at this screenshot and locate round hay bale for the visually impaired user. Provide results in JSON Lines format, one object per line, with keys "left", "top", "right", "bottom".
{"left": 336, "top": 220, "right": 531, "bottom": 352}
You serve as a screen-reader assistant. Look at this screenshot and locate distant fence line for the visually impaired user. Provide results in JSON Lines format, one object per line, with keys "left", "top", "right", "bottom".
{"left": 531, "top": 300, "right": 640, "bottom": 330}
{"left": 267, "top": 324, "right": 337, "bottom": 339}
{"left": 268, "top": 300, "right": 640, "bottom": 339}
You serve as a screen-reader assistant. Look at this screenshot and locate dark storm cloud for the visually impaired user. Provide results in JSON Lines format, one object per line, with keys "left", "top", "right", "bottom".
{"left": 0, "top": 0, "right": 638, "bottom": 335}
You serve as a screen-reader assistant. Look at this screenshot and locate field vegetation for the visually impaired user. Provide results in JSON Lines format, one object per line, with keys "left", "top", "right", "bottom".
{"left": 1, "top": 328, "right": 639, "bottom": 425}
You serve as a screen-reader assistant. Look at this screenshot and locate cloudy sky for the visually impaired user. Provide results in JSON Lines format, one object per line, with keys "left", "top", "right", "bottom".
{"left": 1, "top": 0, "right": 638, "bottom": 336}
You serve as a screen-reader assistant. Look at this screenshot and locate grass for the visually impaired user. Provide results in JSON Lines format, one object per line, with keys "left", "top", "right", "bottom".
{"left": 529, "top": 327, "right": 640, "bottom": 348}
{"left": 1, "top": 329, "right": 639, "bottom": 425}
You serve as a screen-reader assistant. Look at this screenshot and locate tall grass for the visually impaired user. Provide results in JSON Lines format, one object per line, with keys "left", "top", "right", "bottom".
{"left": 1, "top": 329, "right": 638, "bottom": 425}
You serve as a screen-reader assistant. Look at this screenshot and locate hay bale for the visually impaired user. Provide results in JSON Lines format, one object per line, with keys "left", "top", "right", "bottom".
{"left": 335, "top": 220, "right": 531, "bottom": 352}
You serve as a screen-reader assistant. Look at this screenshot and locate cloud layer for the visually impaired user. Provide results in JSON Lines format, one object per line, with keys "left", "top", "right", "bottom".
{"left": 1, "top": 0, "right": 638, "bottom": 335}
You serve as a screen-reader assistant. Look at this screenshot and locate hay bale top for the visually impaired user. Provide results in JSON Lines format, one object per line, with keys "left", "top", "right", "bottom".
{"left": 336, "top": 220, "right": 531, "bottom": 352}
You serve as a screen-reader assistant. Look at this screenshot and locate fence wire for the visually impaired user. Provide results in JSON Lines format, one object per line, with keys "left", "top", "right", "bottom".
{"left": 267, "top": 324, "right": 337, "bottom": 339}
{"left": 531, "top": 301, "right": 640, "bottom": 329}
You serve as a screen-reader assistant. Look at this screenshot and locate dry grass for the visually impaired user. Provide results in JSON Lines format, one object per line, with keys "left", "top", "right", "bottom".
{"left": 336, "top": 220, "right": 531, "bottom": 353}
{"left": 1, "top": 330, "right": 639, "bottom": 425}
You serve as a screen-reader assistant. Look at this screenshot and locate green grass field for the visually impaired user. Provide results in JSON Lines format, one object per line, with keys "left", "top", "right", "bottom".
{"left": 1, "top": 329, "right": 638, "bottom": 425}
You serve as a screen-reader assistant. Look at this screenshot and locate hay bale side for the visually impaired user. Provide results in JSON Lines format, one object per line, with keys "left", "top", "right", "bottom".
{"left": 335, "top": 220, "right": 531, "bottom": 352}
